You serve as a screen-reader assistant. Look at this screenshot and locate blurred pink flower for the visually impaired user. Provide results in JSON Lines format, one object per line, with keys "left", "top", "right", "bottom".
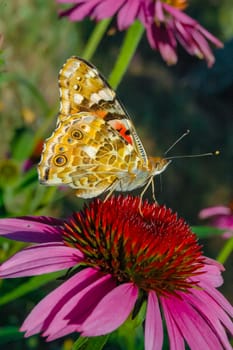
{"left": 57, "top": 0, "right": 223, "bottom": 66}
{"left": 199, "top": 205, "right": 233, "bottom": 239}
{"left": 142, "top": 0, "right": 223, "bottom": 66}
{"left": 0, "top": 196, "right": 232, "bottom": 349}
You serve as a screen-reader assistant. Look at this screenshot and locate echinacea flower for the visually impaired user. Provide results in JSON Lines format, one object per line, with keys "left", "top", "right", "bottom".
{"left": 57, "top": 0, "right": 223, "bottom": 66}
{"left": 142, "top": 0, "right": 223, "bottom": 66}
{"left": 199, "top": 204, "right": 233, "bottom": 239}
{"left": 0, "top": 196, "right": 233, "bottom": 349}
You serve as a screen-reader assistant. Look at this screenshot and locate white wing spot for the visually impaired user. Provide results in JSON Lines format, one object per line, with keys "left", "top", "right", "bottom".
{"left": 98, "top": 88, "right": 115, "bottom": 101}
{"left": 61, "top": 61, "right": 81, "bottom": 78}
{"left": 60, "top": 100, "right": 70, "bottom": 114}
{"left": 73, "top": 93, "right": 84, "bottom": 104}
{"left": 85, "top": 68, "right": 97, "bottom": 78}
{"left": 82, "top": 145, "right": 97, "bottom": 158}
{"left": 60, "top": 88, "right": 69, "bottom": 100}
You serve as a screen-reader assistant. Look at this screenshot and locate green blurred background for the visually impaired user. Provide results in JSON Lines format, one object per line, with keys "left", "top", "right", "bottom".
{"left": 0, "top": 1, "right": 232, "bottom": 349}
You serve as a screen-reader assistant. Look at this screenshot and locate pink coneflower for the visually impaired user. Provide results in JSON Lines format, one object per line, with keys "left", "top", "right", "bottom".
{"left": 57, "top": 0, "right": 223, "bottom": 66}
{"left": 199, "top": 204, "right": 233, "bottom": 239}
{"left": 0, "top": 196, "right": 232, "bottom": 349}
{"left": 142, "top": 0, "right": 223, "bottom": 66}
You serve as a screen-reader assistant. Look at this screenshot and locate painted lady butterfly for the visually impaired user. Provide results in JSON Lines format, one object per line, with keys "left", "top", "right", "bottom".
{"left": 38, "top": 57, "right": 170, "bottom": 199}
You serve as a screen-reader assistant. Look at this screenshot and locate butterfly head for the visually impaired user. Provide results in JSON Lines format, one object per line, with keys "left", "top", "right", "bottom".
{"left": 148, "top": 156, "right": 171, "bottom": 176}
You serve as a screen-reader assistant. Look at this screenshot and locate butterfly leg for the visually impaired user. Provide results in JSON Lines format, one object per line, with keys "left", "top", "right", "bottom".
{"left": 103, "top": 177, "right": 120, "bottom": 202}
{"left": 139, "top": 176, "right": 154, "bottom": 215}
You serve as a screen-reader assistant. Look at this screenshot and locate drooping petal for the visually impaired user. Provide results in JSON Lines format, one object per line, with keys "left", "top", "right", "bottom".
{"left": 0, "top": 242, "right": 83, "bottom": 278}
{"left": 184, "top": 290, "right": 233, "bottom": 349}
{"left": 145, "top": 291, "right": 163, "bottom": 350}
{"left": 161, "top": 297, "right": 185, "bottom": 350}
{"left": 59, "top": 0, "right": 102, "bottom": 21}
{"left": 197, "top": 258, "right": 224, "bottom": 288}
{"left": 190, "top": 28, "right": 215, "bottom": 67}
{"left": 0, "top": 217, "right": 63, "bottom": 243}
{"left": 199, "top": 206, "right": 231, "bottom": 219}
{"left": 154, "top": 0, "right": 165, "bottom": 22}
{"left": 21, "top": 268, "right": 102, "bottom": 336}
{"left": 163, "top": 4, "right": 197, "bottom": 26}
{"left": 199, "top": 282, "right": 233, "bottom": 319}
{"left": 146, "top": 23, "right": 178, "bottom": 65}
{"left": 164, "top": 296, "right": 224, "bottom": 350}
{"left": 44, "top": 273, "right": 116, "bottom": 340}
{"left": 80, "top": 283, "right": 138, "bottom": 336}
{"left": 91, "top": 0, "right": 125, "bottom": 21}
{"left": 117, "top": 0, "right": 141, "bottom": 30}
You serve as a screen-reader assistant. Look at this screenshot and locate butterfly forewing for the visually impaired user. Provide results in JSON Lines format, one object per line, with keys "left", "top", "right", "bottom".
{"left": 58, "top": 56, "right": 148, "bottom": 164}
{"left": 38, "top": 56, "right": 170, "bottom": 199}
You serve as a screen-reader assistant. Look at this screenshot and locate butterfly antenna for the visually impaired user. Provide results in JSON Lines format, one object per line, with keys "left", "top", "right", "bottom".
{"left": 166, "top": 150, "right": 220, "bottom": 160}
{"left": 164, "top": 129, "right": 190, "bottom": 155}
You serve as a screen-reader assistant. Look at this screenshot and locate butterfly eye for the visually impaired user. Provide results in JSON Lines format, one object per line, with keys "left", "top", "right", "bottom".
{"left": 71, "top": 129, "right": 83, "bottom": 140}
{"left": 54, "top": 155, "right": 67, "bottom": 167}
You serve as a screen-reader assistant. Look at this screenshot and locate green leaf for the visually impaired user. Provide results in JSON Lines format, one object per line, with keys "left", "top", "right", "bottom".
{"left": 73, "top": 335, "right": 109, "bottom": 350}
{"left": 191, "top": 225, "right": 224, "bottom": 238}
{"left": 217, "top": 236, "right": 233, "bottom": 264}
{"left": 0, "top": 327, "right": 23, "bottom": 344}
{"left": 108, "top": 20, "right": 144, "bottom": 89}
{"left": 11, "top": 130, "right": 35, "bottom": 161}
{"left": 0, "top": 271, "right": 63, "bottom": 306}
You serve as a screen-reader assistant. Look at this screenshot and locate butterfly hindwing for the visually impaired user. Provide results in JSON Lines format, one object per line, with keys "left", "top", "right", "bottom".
{"left": 38, "top": 113, "right": 146, "bottom": 198}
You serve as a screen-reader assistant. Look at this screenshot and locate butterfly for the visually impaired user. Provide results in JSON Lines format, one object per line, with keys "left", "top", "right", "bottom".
{"left": 38, "top": 56, "right": 170, "bottom": 199}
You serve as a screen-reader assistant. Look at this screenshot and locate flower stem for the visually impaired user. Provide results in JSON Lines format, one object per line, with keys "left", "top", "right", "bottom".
{"left": 108, "top": 20, "right": 144, "bottom": 89}
{"left": 217, "top": 236, "right": 233, "bottom": 264}
{"left": 82, "top": 18, "right": 111, "bottom": 61}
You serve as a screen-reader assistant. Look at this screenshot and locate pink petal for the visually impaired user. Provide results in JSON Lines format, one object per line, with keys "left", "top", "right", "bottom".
{"left": 163, "top": 4, "right": 197, "bottom": 26}
{"left": 44, "top": 273, "right": 116, "bottom": 340}
{"left": 57, "top": 0, "right": 80, "bottom": 3}
{"left": 0, "top": 242, "right": 83, "bottom": 278}
{"left": 174, "top": 20, "right": 200, "bottom": 55}
{"left": 199, "top": 206, "right": 231, "bottom": 219}
{"left": 197, "top": 258, "right": 224, "bottom": 288}
{"left": 80, "top": 283, "right": 138, "bottom": 336}
{"left": 184, "top": 290, "right": 233, "bottom": 347}
{"left": 199, "top": 282, "right": 233, "bottom": 319}
{"left": 145, "top": 291, "right": 163, "bottom": 350}
{"left": 146, "top": 23, "right": 159, "bottom": 50}
{"left": 198, "top": 25, "right": 223, "bottom": 48}
{"left": 191, "top": 28, "right": 215, "bottom": 67}
{"left": 147, "top": 23, "right": 177, "bottom": 64}
{"left": 161, "top": 297, "right": 185, "bottom": 350}
{"left": 164, "top": 296, "right": 224, "bottom": 349}
{"left": 117, "top": 0, "right": 141, "bottom": 30}
{"left": 155, "top": 0, "right": 165, "bottom": 22}
{"left": 21, "top": 268, "right": 101, "bottom": 336}
{"left": 0, "top": 217, "right": 62, "bottom": 243}
{"left": 60, "top": 0, "right": 102, "bottom": 21}
{"left": 91, "top": 0, "right": 125, "bottom": 21}
{"left": 213, "top": 216, "right": 233, "bottom": 230}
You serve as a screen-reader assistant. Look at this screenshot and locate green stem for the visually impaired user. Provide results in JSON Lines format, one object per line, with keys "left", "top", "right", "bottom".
{"left": 82, "top": 18, "right": 112, "bottom": 61}
{"left": 216, "top": 236, "right": 233, "bottom": 264}
{"left": 108, "top": 20, "right": 144, "bottom": 89}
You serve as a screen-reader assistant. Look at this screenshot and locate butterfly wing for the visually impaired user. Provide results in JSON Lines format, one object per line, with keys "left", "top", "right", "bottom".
{"left": 38, "top": 113, "right": 147, "bottom": 198}
{"left": 58, "top": 56, "right": 148, "bottom": 164}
